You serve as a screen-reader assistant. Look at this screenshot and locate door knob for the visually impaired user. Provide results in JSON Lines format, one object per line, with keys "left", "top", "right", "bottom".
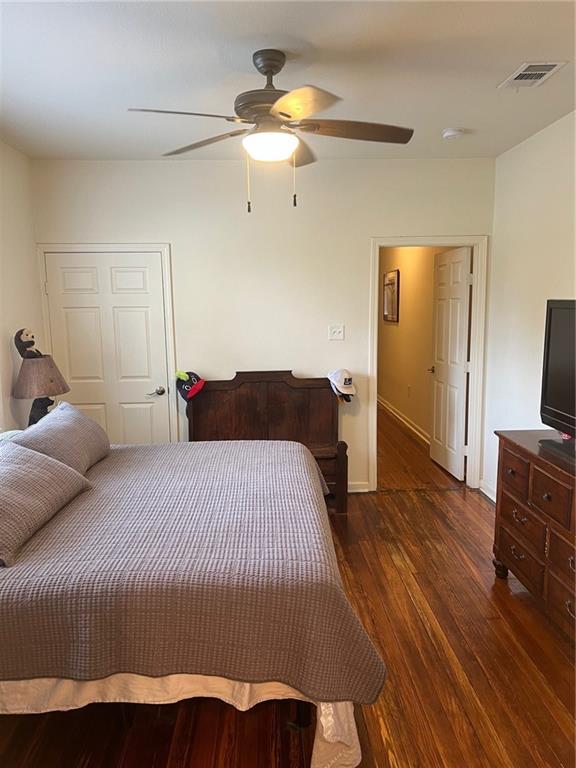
{"left": 147, "top": 386, "right": 166, "bottom": 396}
{"left": 427, "top": 365, "right": 436, "bottom": 373}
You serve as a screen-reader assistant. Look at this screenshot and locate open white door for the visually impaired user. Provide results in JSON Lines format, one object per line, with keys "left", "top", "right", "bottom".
{"left": 44, "top": 250, "right": 172, "bottom": 444}
{"left": 429, "top": 247, "right": 471, "bottom": 480}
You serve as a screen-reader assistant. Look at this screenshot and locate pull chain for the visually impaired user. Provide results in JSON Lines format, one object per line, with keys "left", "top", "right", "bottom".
{"left": 292, "top": 152, "right": 297, "bottom": 207}
{"left": 246, "top": 153, "right": 252, "bottom": 213}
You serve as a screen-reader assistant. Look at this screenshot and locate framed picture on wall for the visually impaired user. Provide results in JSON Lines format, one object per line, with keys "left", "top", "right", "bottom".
{"left": 383, "top": 269, "right": 400, "bottom": 322}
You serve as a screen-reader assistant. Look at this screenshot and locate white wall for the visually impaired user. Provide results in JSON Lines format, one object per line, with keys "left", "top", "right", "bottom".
{"left": 31, "top": 157, "right": 495, "bottom": 487}
{"left": 378, "top": 246, "right": 445, "bottom": 440}
{"left": 482, "top": 112, "right": 575, "bottom": 498}
{"left": 0, "top": 140, "right": 43, "bottom": 429}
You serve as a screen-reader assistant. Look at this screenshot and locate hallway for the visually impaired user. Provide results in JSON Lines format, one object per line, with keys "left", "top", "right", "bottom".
{"left": 377, "top": 404, "right": 461, "bottom": 491}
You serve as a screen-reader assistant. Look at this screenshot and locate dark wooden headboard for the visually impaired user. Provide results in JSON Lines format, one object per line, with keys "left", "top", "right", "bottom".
{"left": 186, "top": 370, "right": 337, "bottom": 448}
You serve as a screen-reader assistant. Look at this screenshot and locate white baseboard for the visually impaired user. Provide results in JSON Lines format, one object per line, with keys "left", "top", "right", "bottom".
{"left": 348, "top": 481, "right": 371, "bottom": 493}
{"left": 479, "top": 482, "right": 496, "bottom": 503}
{"left": 377, "top": 396, "right": 430, "bottom": 445}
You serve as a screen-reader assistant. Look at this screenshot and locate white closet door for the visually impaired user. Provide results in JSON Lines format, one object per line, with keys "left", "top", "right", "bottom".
{"left": 429, "top": 247, "right": 471, "bottom": 480}
{"left": 45, "top": 250, "right": 171, "bottom": 444}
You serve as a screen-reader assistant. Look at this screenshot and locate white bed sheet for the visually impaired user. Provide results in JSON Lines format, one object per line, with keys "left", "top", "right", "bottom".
{"left": 0, "top": 673, "right": 361, "bottom": 768}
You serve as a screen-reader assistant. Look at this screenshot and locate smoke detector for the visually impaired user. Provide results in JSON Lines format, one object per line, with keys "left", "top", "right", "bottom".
{"left": 442, "top": 128, "right": 465, "bottom": 140}
{"left": 498, "top": 62, "right": 566, "bottom": 89}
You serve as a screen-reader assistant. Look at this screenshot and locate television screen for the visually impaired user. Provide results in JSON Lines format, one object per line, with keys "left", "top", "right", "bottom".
{"left": 541, "top": 300, "right": 575, "bottom": 437}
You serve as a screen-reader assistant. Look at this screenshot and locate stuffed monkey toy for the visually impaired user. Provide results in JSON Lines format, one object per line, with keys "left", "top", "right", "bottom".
{"left": 14, "top": 329, "right": 42, "bottom": 359}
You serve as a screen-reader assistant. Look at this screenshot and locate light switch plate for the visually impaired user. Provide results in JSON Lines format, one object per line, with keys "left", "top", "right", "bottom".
{"left": 328, "top": 324, "right": 345, "bottom": 341}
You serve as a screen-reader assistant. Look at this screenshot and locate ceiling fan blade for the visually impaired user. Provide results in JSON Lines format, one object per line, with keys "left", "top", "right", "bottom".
{"left": 270, "top": 86, "right": 340, "bottom": 121}
{"left": 129, "top": 108, "right": 249, "bottom": 124}
{"left": 163, "top": 129, "right": 250, "bottom": 157}
{"left": 297, "top": 119, "right": 414, "bottom": 144}
{"left": 289, "top": 138, "right": 316, "bottom": 167}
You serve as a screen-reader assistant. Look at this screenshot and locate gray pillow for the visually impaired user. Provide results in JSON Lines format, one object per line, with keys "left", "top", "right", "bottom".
{"left": 0, "top": 442, "right": 91, "bottom": 566}
{"left": 12, "top": 402, "right": 110, "bottom": 475}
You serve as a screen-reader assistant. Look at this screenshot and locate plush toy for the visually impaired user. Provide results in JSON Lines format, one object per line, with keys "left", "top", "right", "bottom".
{"left": 176, "top": 371, "right": 205, "bottom": 401}
{"left": 14, "top": 328, "right": 42, "bottom": 359}
{"left": 28, "top": 397, "right": 55, "bottom": 426}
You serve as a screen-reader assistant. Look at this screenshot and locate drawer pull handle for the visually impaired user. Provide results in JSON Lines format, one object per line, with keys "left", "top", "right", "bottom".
{"left": 542, "top": 492, "right": 552, "bottom": 502}
{"left": 510, "top": 544, "right": 525, "bottom": 561}
{"left": 569, "top": 556, "right": 575, "bottom": 573}
{"left": 506, "top": 467, "right": 516, "bottom": 476}
{"left": 565, "top": 600, "right": 576, "bottom": 620}
{"left": 512, "top": 509, "right": 528, "bottom": 525}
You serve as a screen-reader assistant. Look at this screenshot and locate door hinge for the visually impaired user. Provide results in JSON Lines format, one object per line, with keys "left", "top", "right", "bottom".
{"left": 44, "top": 281, "right": 49, "bottom": 296}
{"left": 467, "top": 274, "right": 473, "bottom": 285}
{"left": 463, "top": 445, "right": 469, "bottom": 456}
{"left": 464, "top": 362, "right": 471, "bottom": 373}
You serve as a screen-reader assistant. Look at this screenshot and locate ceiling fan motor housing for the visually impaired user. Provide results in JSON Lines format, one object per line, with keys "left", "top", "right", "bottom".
{"left": 234, "top": 88, "right": 288, "bottom": 123}
{"left": 234, "top": 49, "right": 290, "bottom": 122}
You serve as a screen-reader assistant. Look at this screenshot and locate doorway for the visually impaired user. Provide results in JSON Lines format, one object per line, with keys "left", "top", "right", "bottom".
{"left": 368, "top": 236, "right": 488, "bottom": 491}
{"left": 39, "top": 243, "right": 177, "bottom": 443}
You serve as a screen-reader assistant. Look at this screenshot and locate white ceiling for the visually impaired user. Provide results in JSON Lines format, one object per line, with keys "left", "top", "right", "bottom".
{"left": 1, "top": 1, "right": 574, "bottom": 160}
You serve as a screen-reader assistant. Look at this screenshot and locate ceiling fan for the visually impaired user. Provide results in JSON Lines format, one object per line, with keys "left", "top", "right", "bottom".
{"left": 129, "top": 49, "right": 414, "bottom": 166}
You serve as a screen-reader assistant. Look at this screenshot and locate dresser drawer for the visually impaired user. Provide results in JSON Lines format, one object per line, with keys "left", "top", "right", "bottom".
{"left": 499, "top": 528, "right": 544, "bottom": 595}
{"left": 529, "top": 467, "right": 573, "bottom": 529}
{"left": 547, "top": 572, "right": 576, "bottom": 638}
{"left": 548, "top": 531, "right": 576, "bottom": 585}
{"left": 501, "top": 449, "right": 529, "bottom": 500}
{"left": 499, "top": 492, "right": 546, "bottom": 555}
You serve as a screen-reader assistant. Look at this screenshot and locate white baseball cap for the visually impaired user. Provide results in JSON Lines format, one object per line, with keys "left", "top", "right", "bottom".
{"left": 328, "top": 369, "right": 356, "bottom": 396}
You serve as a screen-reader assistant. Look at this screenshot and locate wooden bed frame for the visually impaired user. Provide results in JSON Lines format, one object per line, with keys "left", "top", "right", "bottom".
{"left": 186, "top": 370, "right": 348, "bottom": 514}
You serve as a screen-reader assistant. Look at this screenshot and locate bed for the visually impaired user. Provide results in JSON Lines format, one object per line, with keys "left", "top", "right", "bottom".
{"left": 0, "top": 405, "right": 385, "bottom": 768}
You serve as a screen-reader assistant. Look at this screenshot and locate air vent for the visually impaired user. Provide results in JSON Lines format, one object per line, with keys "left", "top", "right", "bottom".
{"left": 499, "top": 62, "right": 566, "bottom": 89}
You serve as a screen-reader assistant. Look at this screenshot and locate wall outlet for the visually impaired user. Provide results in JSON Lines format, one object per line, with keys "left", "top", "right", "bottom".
{"left": 328, "top": 324, "right": 345, "bottom": 341}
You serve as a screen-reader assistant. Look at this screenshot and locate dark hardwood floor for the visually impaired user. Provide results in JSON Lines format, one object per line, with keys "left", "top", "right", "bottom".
{"left": 1, "top": 407, "right": 574, "bottom": 767}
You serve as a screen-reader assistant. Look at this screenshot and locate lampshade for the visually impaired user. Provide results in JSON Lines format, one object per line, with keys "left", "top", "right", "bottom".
{"left": 13, "top": 355, "right": 70, "bottom": 399}
{"left": 242, "top": 129, "right": 299, "bottom": 162}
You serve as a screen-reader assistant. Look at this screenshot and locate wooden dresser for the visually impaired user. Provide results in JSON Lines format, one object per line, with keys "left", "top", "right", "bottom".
{"left": 186, "top": 371, "right": 348, "bottom": 514}
{"left": 493, "top": 430, "right": 575, "bottom": 640}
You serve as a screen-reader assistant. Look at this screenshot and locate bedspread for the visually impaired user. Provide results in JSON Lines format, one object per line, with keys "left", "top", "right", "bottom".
{"left": 0, "top": 440, "right": 385, "bottom": 703}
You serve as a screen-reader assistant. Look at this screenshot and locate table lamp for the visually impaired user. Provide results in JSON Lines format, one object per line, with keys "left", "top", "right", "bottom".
{"left": 13, "top": 355, "right": 70, "bottom": 426}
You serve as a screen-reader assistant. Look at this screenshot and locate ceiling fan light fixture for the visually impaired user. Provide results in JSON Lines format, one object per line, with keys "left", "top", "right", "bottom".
{"left": 242, "top": 129, "right": 299, "bottom": 162}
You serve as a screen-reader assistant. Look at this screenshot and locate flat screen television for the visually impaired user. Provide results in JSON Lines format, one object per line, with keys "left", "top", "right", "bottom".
{"left": 540, "top": 299, "right": 575, "bottom": 461}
